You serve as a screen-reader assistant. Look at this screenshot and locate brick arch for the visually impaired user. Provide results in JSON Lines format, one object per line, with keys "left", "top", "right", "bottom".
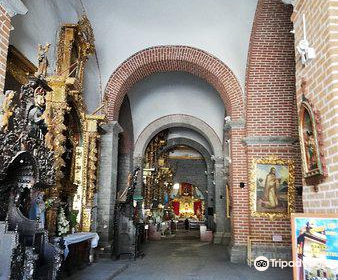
{"left": 104, "top": 45, "right": 244, "bottom": 121}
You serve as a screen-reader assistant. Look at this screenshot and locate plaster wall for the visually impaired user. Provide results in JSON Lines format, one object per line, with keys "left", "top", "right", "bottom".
{"left": 8, "top": 0, "right": 102, "bottom": 113}
{"left": 83, "top": 0, "right": 258, "bottom": 94}
{"left": 8, "top": 0, "right": 258, "bottom": 114}
{"left": 129, "top": 72, "right": 225, "bottom": 142}
{"left": 9, "top": 0, "right": 82, "bottom": 72}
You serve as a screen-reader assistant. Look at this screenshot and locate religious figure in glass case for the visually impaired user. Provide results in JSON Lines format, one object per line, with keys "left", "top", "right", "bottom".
{"left": 299, "top": 96, "right": 324, "bottom": 178}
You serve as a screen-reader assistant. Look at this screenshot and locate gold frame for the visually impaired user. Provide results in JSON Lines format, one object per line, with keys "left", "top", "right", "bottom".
{"left": 7, "top": 45, "right": 37, "bottom": 85}
{"left": 249, "top": 156, "right": 295, "bottom": 220}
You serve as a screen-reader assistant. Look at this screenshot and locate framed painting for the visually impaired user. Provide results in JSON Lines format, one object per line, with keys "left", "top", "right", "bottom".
{"left": 299, "top": 96, "right": 324, "bottom": 178}
{"left": 249, "top": 156, "right": 295, "bottom": 220}
{"left": 291, "top": 213, "right": 338, "bottom": 280}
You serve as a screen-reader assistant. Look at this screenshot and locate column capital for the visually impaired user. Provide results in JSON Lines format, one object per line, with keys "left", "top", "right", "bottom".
{"left": 211, "top": 155, "right": 224, "bottom": 165}
{"left": 0, "top": 0, "right": 27, "bottom": 17}
{"left": 280, "top": 0, "right": 295, "bottom": 6}
{"left": 224, "top": 117, "right": 245, "bottom": 131}
{"left": 100, "top": 121, "right": 123, "bottom": 135}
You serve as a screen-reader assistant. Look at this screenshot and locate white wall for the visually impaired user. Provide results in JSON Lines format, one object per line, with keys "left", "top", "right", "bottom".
{"left": 9, "top": 0, "right": 102, "bottom": 113}
{"left": 129, "top": 72, "right": 225, "bottom": 142}
{"left": 10, "top": 0, "right": 83, "bottom": 72}
{"left": 8, "top": 0, "right": 259, "bottom": 124}
{"left": 83, "top": 0, "right": 258, "bottom": 94}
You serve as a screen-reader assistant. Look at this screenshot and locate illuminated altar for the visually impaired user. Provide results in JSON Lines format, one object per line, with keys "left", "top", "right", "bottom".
{"left": 171, "top": 183, "right": 205, "bottom": 221}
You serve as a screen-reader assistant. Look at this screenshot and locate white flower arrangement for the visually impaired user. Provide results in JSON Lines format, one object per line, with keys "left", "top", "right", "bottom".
{"left": 57, "top": 207, "right": 70, "bottom": 236}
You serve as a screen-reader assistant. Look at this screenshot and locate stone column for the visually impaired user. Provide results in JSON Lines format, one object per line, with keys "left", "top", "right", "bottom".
{"left": 133, "top": 155, "right": 144, "bottom": 219}
{"left": 97, "top": 121, "right": 123, "bottom": 252}
{"left": 213, "top": 156, "right": 229, "bottom": 244}
{"left": 206, "top": 162, "right": 215, "bottom": 230}
{"left": 224, "top": 119, "right": 249, "bottom": 263}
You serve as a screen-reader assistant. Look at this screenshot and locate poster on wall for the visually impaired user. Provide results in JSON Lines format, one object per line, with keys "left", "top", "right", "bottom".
{"left": 291, "top": 213, "right": 338, "bottom": 280}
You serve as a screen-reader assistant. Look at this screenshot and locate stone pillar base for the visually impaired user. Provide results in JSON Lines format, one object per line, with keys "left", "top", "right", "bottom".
{"left": 228, "top": 244, "right": 247, "bottom": 263}
{"left": 213, "top": 232, "right": 231, "bottom": 245}
{"left": 97, "top": 242, "right": 113, "bottom": 259}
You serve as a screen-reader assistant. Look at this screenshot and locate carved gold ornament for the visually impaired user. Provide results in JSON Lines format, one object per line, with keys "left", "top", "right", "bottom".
{"left": 1, "top": 90, "right": 16, "bottom": 132}
{"left": 249, "top": 156, "right": 296, "bottom": 220}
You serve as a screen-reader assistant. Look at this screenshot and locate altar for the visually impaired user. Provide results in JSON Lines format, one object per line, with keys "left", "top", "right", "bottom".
{"left": 56, "top": 232, "right": 99, "bottom": 276}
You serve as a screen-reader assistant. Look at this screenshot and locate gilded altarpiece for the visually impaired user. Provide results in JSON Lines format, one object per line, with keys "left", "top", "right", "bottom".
{"left": 44, "top": 16, "right": 105, "bottom": 234}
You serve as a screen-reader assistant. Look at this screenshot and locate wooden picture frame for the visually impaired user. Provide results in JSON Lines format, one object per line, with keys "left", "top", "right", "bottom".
{"left": 291, "top": 213, "right": 338, "bottom": 280}
{"left": 249, "top": 156, "right": 295, "bottom": 220}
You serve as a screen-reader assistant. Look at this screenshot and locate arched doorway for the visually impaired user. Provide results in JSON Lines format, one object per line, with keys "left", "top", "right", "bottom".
{"left": 98, "top": 46, "right": 248, "bottom": 256}
{"left": 133, "top": 115, "right": 228, "bottom": 236}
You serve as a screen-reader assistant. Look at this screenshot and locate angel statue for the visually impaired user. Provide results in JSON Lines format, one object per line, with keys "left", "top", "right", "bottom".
{"left": 1, "top": 90, "right": 16, "bottom": 132}
{"left": 35, "top": 43, "right": 51, "bottom": 78}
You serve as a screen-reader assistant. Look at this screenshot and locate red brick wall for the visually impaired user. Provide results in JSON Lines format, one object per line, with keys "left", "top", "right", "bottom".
{"left": 104, "top": 2, "right": 303, "bottom": 249}
{"left": 245, "top": 0, "right": 303, "bottom": 246}
{"left": 104, "top": 46, "right": 244, "bottom": 122}
{"left": 293, "top": 0, "right": 338, "bottom": 213}
{"left": 0, "top": 6, "right": 11, "bottom": 94}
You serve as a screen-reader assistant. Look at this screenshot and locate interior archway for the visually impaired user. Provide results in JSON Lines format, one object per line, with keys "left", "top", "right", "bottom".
{"left": 104, "top": 45, "right": 244, "bottom": 121}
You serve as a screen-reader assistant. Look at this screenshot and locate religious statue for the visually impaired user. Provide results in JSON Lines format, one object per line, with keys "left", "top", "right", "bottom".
{"left": 28, "top": 190, "right": 46, "bottom": 229}
{"left": 35, "top": 43, "right": 51, "bottom": 79}
{"left": 1, "top": 90, "right": 16, "bottom": 132}
{"left": 305, "top": 130, "right": 318, "bottom": 170}
{"left": 262, "top": 167, "right": 280, "bottom": 209}
{"left": 27, "top": 87, "right": 47, "bottom": 139}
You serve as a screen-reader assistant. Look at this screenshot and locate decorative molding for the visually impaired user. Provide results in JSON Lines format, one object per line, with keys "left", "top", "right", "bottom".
{"left": 211, "top": 155, "right": 224, "bottom": 165}
{"left": 280, "top": 0, "right": 295, "bottom": 6}
{"left": 0, "top": 0, "right": 27, "bottom": 17}
{"left": 242, "top": 136, "right": 299, "bottom": 146}
{"left": 224, "top": 118, "right": 245, "bottom": 131}
{"left": 7, "top": 45, "right": 37, "bottom": 85}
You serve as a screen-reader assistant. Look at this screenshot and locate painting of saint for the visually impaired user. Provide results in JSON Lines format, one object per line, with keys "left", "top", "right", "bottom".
{"left": 250, "top": 156, "right": 295, "bottom": 219}
{"left": 256, "top": 164, "right": 289, "bottom": 213}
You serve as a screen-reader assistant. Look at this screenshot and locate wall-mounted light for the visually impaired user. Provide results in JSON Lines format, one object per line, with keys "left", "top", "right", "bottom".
{"left": 297, "top": 14, "right": 316, "bottom": 65}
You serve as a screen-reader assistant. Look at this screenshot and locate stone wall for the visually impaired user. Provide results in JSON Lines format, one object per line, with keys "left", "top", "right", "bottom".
{"left": 168, "top": 158, "right": 207, "bottom": 196}
{"left": 292, "top": 0, "right": 338, "bottom": 212}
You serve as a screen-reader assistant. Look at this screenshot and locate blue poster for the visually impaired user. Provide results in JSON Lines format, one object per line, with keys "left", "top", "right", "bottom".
{"left": 292, "top": 214, "right": 338, "bottom": 280}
